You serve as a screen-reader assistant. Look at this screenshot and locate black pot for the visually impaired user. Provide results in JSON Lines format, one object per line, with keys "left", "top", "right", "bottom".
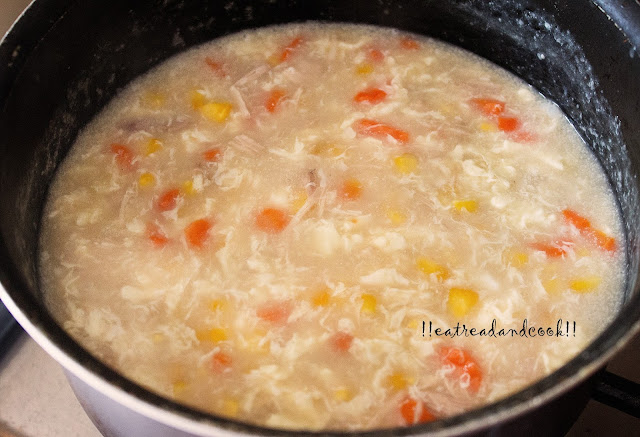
{"left": 0, "top": 1, "right": 639, "bottom": 436}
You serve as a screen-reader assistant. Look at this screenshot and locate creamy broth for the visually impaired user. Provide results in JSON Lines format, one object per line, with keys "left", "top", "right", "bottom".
{"left": 40, "top": 24, "right": 624, "bottom": 430}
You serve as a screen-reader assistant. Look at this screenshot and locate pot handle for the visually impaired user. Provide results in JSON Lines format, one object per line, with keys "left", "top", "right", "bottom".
{"left": 592, "top": 370, "right": 640, "bottom": 418}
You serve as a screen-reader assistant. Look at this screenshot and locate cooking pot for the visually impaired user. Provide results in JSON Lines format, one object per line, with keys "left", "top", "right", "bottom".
{"left": 1, "top": 0, "right": 639, "bottom": 436}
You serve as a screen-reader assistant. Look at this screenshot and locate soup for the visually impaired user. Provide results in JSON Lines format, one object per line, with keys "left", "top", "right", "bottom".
{"left": 40, "top": 23, "right": 624, "bottom": 430}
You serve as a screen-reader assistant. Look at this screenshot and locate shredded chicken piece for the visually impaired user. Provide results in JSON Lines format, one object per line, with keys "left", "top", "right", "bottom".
{"left": 235, "top": 64, "right": 269, "bottom": 87}
{"left": 229, "top": 135, "right": 265, "bottom": 155}
{"left": 230, "top": 86, "right": 251, "bottom": 118}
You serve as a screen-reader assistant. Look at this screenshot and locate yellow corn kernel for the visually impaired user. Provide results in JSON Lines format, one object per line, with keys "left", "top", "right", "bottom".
{"left": 172, "top": 381, "right": 187, "bottom": 396}
{"left": 570, "top": 276, "right": 601, "bottom": 293}
{"left": 291, "top": 190, "right": 308, "bottom": 213}
{"left": 439, "top": 104, "right": 454, "bottom": 115}
{"left": 152, "top": 333, "right": 165, "bottom": 344}
{"left": 311, "top": 141, "right": 343, "bottom": 157}
{"left": 312, "top": 289, "right": 331, "bottom": 307}
{"left": 576, "top": 247, "right": 591, "bottom": 257}
{"left": 138, "top": 172, "right": 156, "bottom": 188}
{"left": 143, "top": 91, "right": 166, "bottom": 109}
{"left": 182, "top": 180, "right": 196, "bottom": 196}
{"left": 361, "top": 293, "right": 377, "bottom": 314}
{"left": 387, "top": 372, "right": 414, "bottom": 390}
{"left": 356, "top": 63, "right": 374, "bottom": 75}
{"left": 334, "top": 388, "right": 353, "bottom": 402}
{"left": 543, "top": 279, "right": 561, "bottom": 294}
{"left": 246, "top": 329, "right": 270, "bottom": 354}
{"left": 201, "top": 102, "right": 233, "bottom": 123}
{"left": 393, "top": 153, "right": 418, "bottom": 175}
{"left": 416, "top": 257, "right": 450, "bottom": 281}
{"left": 267, "top": 54, "right": 280, "bottom": 67}
{"left": 209, "top": 300, "right": 227, "bottom": 311}
{"left": 507, "top": 251, "right": 528, "bottom": 267}
{"left": 386, "top": 208, "right": 407, "bottom": 225}
{"left": 145, "top": 138, "right": 163, "bottom": 156}
{"left": 447, "top": 288, "right": 479, "bottom": 318}
{"left": 197, "top": 328, "right": 228, "bottom": 342}
{"left": 453, "top": 200, "right": 478, "bottom": 213}
{"left": 221, "top": 399, "right": 239, "bottom": 417}
{"left": 406, "top": 319, "right": 419, "bottom": 330}
{"left": 479, "top": 122, "right": 497, "bottom": 132}
{"left": 190, "top": 90, "right": 207, "bottom": 109}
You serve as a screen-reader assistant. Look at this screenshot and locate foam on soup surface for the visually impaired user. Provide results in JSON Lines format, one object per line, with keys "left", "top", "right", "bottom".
{"left": 40, "top": 23, "right": 624, "bottom": 430}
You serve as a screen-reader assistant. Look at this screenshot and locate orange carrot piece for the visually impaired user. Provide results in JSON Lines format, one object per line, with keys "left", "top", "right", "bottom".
{"left": 184, "top": 219, "right": 212, "bottom": 248}
{"left": 205, "top": 57, "right": 226, "bottom": 77}
{"left": 110, "top": 143, "right": 135, "bottom": 171}
{"left": 255, "top": 208, "right": 290, "bottom": 233}
{"left": 400, "top": 397, "right": 435, "bottom": 425}
{"left": 439, "top": 346, "right": 483, "bottom": 393}
{"left": 146, "top": 222, "right": 169, "bottom": 247}
{"left": 156, "top": 188, "right": 180, "bottom": 211}
{"left": 497, "top": 116, "right": 519, "bottom": 132}
{"left": 338, "top": 179, "right": 363, "bottom": 201}
{"left": 563, "top": 209, "right": 616, "bottom": 252}
{"left": 529, "top": 241, "right": 567, "bottom": 258}
{"left": 400, "top": 37, "right": 420, "bottom": 50}
{"left": 469, "top": 98, "right": 506, "bottom": 116}
{"left": 367, "top": 48, "right": 385, "bottom": 63}
{"left": 256, "top": 302, "right": 291, "bottom": 324}
{"left": 330, "top": 332, "right": 354, "bottom": 352}
{"left": 355, "top": 118, "right": 409, "bottom": 144}
{"left": 562, "top": 209, "right": 591, "bottom": 231}
{"left": 279, "top": 36, "right": 303, "bottom": 63}
{"left": 212, "top": 351, "right": 232, "bottom": 372}
{"left": 265, "top": 89, "right": 286, "bottom": 113}
{"left": 353, "top": 87, "right": 387, "bottom": 105}
{"left": 203, "top": 147, "right": 222, "bottom": 162}
{"left": 592, "top": 230, "right": 617, "bottom": 252}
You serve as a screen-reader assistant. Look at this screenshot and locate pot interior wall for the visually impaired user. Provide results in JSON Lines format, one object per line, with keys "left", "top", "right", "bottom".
{"left": 0, "top": 0, "right": 639, "bottom": 434}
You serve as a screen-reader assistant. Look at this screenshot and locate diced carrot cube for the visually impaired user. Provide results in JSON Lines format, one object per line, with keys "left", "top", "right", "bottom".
{"left": 255, "top": 207, "right": 290, "bottom": 233}
{"left": 110, "top": 144, "right": 135, "bottom": 171}
{"left": 439, "top": 346, "right": 483, "bottom": 392}
{"left": 353, "top": 87, "right": 387, "bottom": 105}
{"left": 146, "top": 222, "right": 168, "bottom": 247}
{"left": 497, "top": 116, "right": 519, "bottom": 132}
{"left": 469, "top": 98, "right": 506, "bottom": 116}
{"left": 256, "top": 302, "right": 291, "bottom": 324}
{"left": 338, "top": 179, "right": 363, "bottom": 201}
{"left": 265, "top": 89, "right": 286, "bottom": 113}
{"left": 330, "top": 331, "right": 354, "bottom": 352}
{"left": 592, "top": 230, "right": 616, "bottom": 252}
{"left": 562, "top": 209, "right": 591, "bottom": 231}
{"left": 400, "top": 397, "right": 435, "bottom": 425}
{"left": 156, "top": 188, "right": 180, "bottom": 211}
{"left": 367, "top": 48, "right": 385, "bottom": 63}
{"left": 400, "top": 37, "right": 420, "bottom": 50}
{"left": 278, "top": 36, "right": 303, "bottom": 63}
{"left": 203, "top": 147, "right": 222, "bottom": 162}
{"left": 205, "top": 57, "right": 227, "bottom": 77}
{"left": 212, "top": 351, "right": 232, "bottom": 372}
{"left": 355, "top": 119, "right": 409, "bottom": 144}
{"left": 529, "top": 241, "right": 567, "bottom": 258}
{"left": 184, "top": 219, "right": 212, "bottom": 248}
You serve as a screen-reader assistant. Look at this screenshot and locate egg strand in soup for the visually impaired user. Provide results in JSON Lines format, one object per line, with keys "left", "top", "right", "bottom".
{"left": 40, "top": 23, "right": 624, "bottom": 430}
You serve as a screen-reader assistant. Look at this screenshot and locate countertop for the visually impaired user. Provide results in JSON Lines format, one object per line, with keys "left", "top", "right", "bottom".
{"left": 0, "top": 1, "right": 639, "bottom": 436}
